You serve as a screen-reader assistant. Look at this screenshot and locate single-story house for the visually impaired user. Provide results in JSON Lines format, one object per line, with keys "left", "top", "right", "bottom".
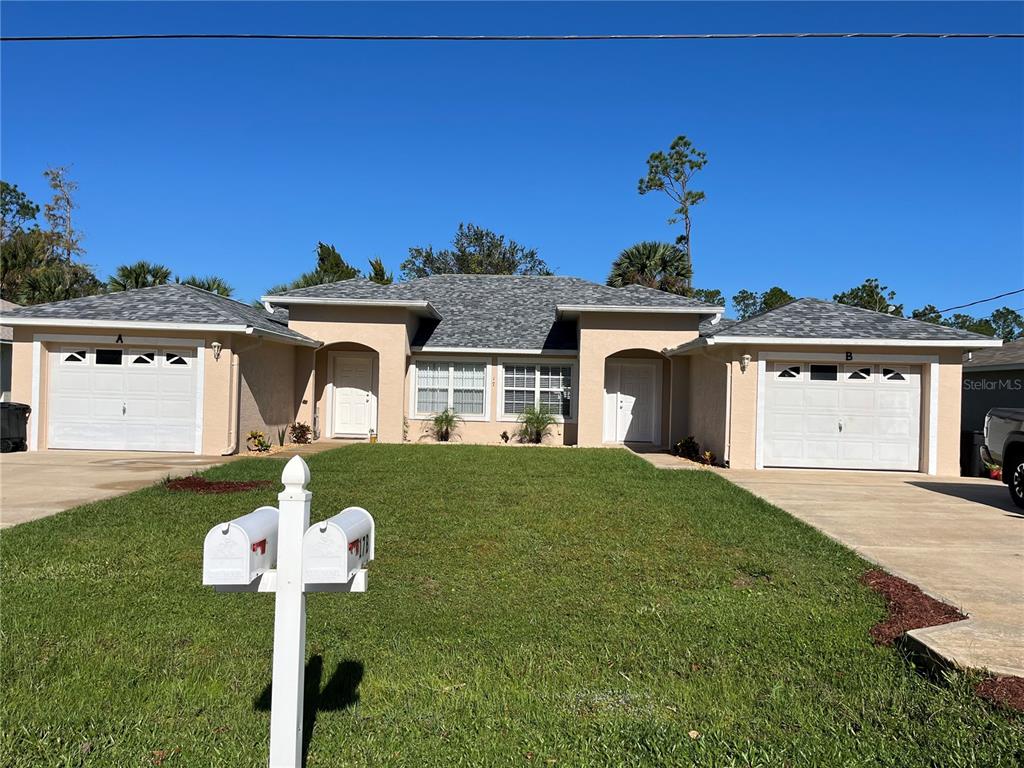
{"left": 2, "top": 275, "right": 1000, "bottom": 475}
{"left": 1, "top": 298, "right": 18, "bottom": 400}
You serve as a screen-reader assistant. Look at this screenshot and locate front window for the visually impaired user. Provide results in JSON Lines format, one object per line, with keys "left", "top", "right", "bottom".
{"left": 502, "top": 363, "right": 573, "bottom": 419}
{"left": 414, "top": 361, "right": 487, "bottom": 417}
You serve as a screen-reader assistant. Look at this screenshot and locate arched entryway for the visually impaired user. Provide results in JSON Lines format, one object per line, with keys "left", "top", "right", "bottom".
{"left": 602, "top": 349, "right": 671, "bottom": 446}
{"left": 315, "top": 342, "right": 380, "bottom": 439}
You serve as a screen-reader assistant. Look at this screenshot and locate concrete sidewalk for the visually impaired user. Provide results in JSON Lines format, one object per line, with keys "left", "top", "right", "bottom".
{"left": 635, "top": 449, "right": 1024, "bottom": 677}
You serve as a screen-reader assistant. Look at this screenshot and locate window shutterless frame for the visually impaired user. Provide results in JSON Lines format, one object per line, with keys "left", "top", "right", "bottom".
{"left": 497, "top": 358, "right": 577, "bottom": 422}
{"left": 408, "top": 357, "right": 491, "bottom": 421}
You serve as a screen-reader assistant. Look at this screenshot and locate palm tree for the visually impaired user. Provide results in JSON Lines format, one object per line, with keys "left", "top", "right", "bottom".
{"left": 607, "top": 241, "right": 692, "bottom": 295}
{"left": 107, "top": 260, "right": 172, "bottom": 292}
{"left": 176, "top": 274, "right": 233, "bottom": 297}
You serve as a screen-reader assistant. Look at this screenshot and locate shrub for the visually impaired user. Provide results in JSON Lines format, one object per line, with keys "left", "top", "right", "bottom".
{"left": 430, "top": 409, "right": 460, "bottom": 442}
{"left": 517, "top": 406, "right": 556, "bottom": 444}
{"left": 672, "top": 436, "right": 701, "bottom": 461}
{"left": 701, "top": 450, "right": 717, "bottom": 466}
{"left": 289, "top": 422, "right": 312, "bottom": 444}
{"left": 246, "top": 430, "right": 271, "bottom": 453}
{"left": 276, "top": 426, "right": 287, "bottom": 447}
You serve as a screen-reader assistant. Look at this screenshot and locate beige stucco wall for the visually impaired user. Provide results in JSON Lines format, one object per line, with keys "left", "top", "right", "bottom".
{"left": 686, "top": 350, "right": 730, "bottom": 462}
{"left": 238, "top": 339, "right": 298, "bottom": 445}
{"left": 287, "top": 305, "right": 411, "bottom": 443}
{"left": 8, "top": 326, "right": 236, "bottom": 455}
{"left": 576, "top": 312, "right": 702, "bottom": 447}
{"left": 404, "top": 352, "right": 578, "bottom": 446}
{"left": 715, "top": 344, "right": 966, "bottom": 476}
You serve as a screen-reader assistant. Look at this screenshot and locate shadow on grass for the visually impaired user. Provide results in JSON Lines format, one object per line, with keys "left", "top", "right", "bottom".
{"left": 254, "top": 656, "right": 364, "bottom": 766}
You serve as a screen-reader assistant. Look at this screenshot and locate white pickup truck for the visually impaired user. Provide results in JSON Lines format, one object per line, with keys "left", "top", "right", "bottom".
{"left": 982, "top": 407, "right": 1024, "bottom": 509}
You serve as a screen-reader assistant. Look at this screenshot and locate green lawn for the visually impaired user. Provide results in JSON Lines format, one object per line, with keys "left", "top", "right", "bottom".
{"left": 2, "top": 445, "right": 1021, "bottom": 767}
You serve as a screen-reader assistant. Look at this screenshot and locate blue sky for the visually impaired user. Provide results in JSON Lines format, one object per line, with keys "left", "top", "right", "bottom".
{"left": 2, "top": 1, "right": 1022, "bottom": 314}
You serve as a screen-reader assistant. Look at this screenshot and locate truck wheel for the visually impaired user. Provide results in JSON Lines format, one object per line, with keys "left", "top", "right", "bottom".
{"left": 1011, "top": 456, "right": 1024, "bottom": 510}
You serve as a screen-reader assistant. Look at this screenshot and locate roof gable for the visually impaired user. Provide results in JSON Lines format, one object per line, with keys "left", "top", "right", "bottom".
{"left": 2, "top": 283, "right": 317, "bottom": 345}
{"left": 702, "top": 298, "right": 999, "bottom": 344}
{"left": 267, "top": 274, "right": 721, "bottom": 351}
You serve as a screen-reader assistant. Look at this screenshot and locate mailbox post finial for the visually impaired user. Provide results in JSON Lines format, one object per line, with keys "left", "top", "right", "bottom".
{"left": 280, "top": 455, "right": 310, "bottom": 492}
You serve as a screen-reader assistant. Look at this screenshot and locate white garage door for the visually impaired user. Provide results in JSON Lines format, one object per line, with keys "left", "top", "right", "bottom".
{"left": 763, "top": 361, "right": 921, "bottom": 471}
{"left": 48, "top": 345, "right": 200, "bottom": 452}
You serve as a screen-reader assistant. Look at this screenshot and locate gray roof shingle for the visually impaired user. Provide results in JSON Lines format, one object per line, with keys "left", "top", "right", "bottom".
{"left": 964, "top": 338, "right": 1024, "bottom": 369}
{"left": 2, "top": 283, "right": 317, "bottom": 345}
{"left": 268, "top": 274, "right": 721, "bottom": 350}
{"left": 702, "top": 298, "right": 997, "bottom": 343}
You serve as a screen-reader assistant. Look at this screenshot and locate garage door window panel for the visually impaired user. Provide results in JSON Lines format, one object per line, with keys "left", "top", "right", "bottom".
{"left": 95, "top": 349, "right": 124, "bottom": 366}
{"left": 810, "top": 364, "right": 838, "bottom": 381}
{"left": 61, "top": 348, "right": 88, "bottom": 365}
{"left": 130, "top": 350, "right": 157, "bottom": 366}
{"left": 163, "top": 351, "right": 192, "bottom": 367}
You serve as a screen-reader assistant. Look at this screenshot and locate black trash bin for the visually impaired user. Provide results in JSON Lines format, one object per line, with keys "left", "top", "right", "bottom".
{"left": 960, "top": 429, "right": 985, "bottom": 477}
{"left": 0, "top": 402, "right": 31, "bottom": 453}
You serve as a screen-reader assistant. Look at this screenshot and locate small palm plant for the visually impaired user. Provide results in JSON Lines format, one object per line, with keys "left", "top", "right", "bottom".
{"left": 516, "top": 406, "right": 556, "bottom": 444}
{"left": 430, "top": 409, "right": 461, "bottom": 442}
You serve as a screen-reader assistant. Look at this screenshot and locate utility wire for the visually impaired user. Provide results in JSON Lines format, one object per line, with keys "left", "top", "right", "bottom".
{"left": 2, "top": 32, "right": 1023, "bottom": 43}
{"left": 937, "top": 288, "right": 1024, "bottom": 314}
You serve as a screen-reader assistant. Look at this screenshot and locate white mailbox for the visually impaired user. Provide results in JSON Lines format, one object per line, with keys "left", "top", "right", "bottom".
{"left": 302, "top": 506, "right": 375, "bottom": 586}
{"left": 203, "top": 505, "right": 280, "bottom": 586}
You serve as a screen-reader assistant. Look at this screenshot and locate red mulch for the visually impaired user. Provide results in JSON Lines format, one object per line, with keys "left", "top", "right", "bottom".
{"left": 859, "top": 569, "right": 966, "bottom": 646}
{"left": 164, "top": 476, "right": 272, "bottom": 494}
{"left": 976, "top": 676, "right": 1024, "bottom": 713}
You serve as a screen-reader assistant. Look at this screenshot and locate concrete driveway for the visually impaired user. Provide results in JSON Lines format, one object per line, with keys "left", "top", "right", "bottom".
{"left": 0, "top": 450, "right": 228, "bottom": 528}
{"left": 724, "top": 468, "right": 1024, "bottom": 677}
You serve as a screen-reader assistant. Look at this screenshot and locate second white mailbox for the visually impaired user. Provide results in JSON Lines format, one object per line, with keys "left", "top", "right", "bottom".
{"left": 302, "top": 506, "right": 375, "bottom": 586}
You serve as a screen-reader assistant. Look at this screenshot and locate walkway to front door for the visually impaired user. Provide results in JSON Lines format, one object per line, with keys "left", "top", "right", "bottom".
{"left": 330, "top": 353, "right": 375, "bottom": 438}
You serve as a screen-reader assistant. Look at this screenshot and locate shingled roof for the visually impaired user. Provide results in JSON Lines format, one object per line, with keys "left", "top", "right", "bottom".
{"left": 696, "top": 298, "right": 1000, "bottom": 345}
{"left": 964, "top": 338, "right": 1024, "bottom": 370}
{"left": 266, "top": 274, "right": 722, "bottom": 351}
{"left": 1, "top": 283, "right": 319, "bottom": 345}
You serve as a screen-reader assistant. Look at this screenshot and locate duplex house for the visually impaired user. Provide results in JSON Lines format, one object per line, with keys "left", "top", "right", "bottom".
{"left": 2, "top": 274, "right": 999, "bottom": 475}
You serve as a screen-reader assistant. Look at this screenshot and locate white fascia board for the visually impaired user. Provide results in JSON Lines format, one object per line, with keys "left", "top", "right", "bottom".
{"left": 556, "top": 304, "right": 724, "bottom": 317}
{"left": 260, "top": 295, "right": 441, "bottom": 319}
{"left": 1, "top": 317, "right": 252, "bottom": 332}
{"left": 696, "top": 335, "right": 1004, "bottom": 349}
{"left": 662, "top": 337, "right": 713, "bottom": 357}
{"left": 411, "top": 346, "right": 579, "bottom": 355}
{"left": 3, "top": 317, "right": 320, "bottom": 347}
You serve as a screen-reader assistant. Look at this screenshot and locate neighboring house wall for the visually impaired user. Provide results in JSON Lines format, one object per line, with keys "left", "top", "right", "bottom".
{"left": 576, "top": 312, "right": 701, "bottom": 447}
{"left": 238, "top": 339, "right": 298, "bottom": 444}
{"left": 0, "top": 341, "right": 11, "bottom": 399}
{"left": 720, "top": 344, "right": 963, "bottom": 476}
{"left": 960, "top": 367, "right": 1024, "bottom": 432}
{"left": 287, "top": 305, "right": 411, "bottom": 443}
{"left": 9, "top": 326, "right": 234, "bottom": 455}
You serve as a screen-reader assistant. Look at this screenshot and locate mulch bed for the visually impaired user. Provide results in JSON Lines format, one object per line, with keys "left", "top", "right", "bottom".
{"left": 859, "top": 569, "right": 966, "bottom": 646}
{"left": 975, "top": 676, "right": 1024, "bottom": 713}
{"left": 164, "top": 476, "right": 273, "bottom": 494}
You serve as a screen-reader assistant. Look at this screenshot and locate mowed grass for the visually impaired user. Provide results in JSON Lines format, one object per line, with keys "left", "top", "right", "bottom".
{"left": 1, "top": 445, "right": 1021, "bottom": 767}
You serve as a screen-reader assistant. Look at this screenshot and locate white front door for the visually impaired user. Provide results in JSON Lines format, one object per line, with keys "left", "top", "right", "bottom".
{"left": 763, "top": 361, "right": 921, "bottom": 470}
{"left": 604, "top": 360, "right": 660, "bottom": 444}
{"left": 48, "top": 345, "right": 199, "bottom": 452}
{"left": 332, "top": 355, "right": 373, "bottom": 437}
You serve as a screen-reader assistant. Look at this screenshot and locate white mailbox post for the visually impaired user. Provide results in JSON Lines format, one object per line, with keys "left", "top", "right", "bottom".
{"left": 201, "top": 456, "right": 375, "bottom": 768}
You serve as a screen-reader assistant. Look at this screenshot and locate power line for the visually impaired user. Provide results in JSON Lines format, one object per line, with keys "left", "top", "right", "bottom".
{"left": 937, "top": 288, "right": 1024, "bottom": 313}
{"left": 1, "top": 32, "right": 1023, "bottom": 43}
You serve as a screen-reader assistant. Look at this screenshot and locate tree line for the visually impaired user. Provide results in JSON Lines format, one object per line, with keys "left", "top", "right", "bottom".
{"left": 3, "top": 162, "right": 1019, "bottom": 341}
